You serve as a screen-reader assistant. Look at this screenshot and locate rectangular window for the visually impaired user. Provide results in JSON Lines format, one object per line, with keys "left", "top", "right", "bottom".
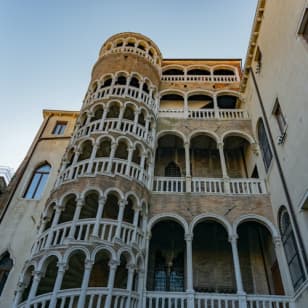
{"left": 273, "top": 100, "right": 287, "bottom": 135}
{"left": 52, "top": 122, "right": 67, "bottom": 135}
{"left": 298, "top": 8, "right": 308, "bottom": 44}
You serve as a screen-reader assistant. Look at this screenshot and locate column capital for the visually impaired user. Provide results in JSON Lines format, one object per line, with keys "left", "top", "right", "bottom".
{"left": 273, "top": 236, "right": 282, "bottom": 247}
{"left": 126, "top": 264, "right": 137, "bottom": 272}
{"left": 76, "top": 198, "right": 84, "bottom": 207}
{"left": 33, "top": 270, "right": 43, "bottom": 279}
{"left": 229, "top": 234, "right": 239, "bottom": 243}
{"left": 108, "top": 260, "right": 119, "bottom": 270}
{"left": 185, "top": 233, "right": 193, "bottom": 241}
{"left": 84, "top": 259, "right": 94, "bottom": 270}
{"left": 99, "top": 196, "right": 107, "bottom": 205}
{"left": 55, "top": 205, "right": 65, "bottom": 212}
{"left": 119, "top": 199, "right": 128, "bottom": 208}
{"left": 217, "top": 142, "right": 224, "bottom": 148}
{"left": 56, "top": 262, "right": 68, "bottom": 272}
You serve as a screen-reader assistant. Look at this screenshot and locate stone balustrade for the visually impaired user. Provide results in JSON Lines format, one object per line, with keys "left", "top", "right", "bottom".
{"left": 31, "top": 219, "right": 144, "bottom": 255}
{"left": 153, "top": 177, "right": 267, "bottom": 195}
{"left": 84, "top": 85, "right": 158, "bottom": 114}
{"left": 58, "top": 158, "right": 149, "bottom": 188}
{"left": 161, "top": 74, "right": 239, "bottom": 83}
{"left": 159, "top": 109, "right": 249, "bottom": 120}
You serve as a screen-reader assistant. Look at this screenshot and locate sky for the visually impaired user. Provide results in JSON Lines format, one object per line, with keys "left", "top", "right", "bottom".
{"left": 0, "top": 0, "right": 258, "bottom": 170}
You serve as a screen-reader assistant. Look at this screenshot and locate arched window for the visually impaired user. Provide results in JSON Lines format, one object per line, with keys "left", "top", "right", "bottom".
{"left": 0, "top": 252, "right": 13, "bottom": 296}
{"left": 257, "top": 119, "right": 273, "bottom": 171}
{"left": 23, "top": 164, "right": 51, "bottom": 199}
{"left": 279, "top": 208, "right": 305, "bottom": 290}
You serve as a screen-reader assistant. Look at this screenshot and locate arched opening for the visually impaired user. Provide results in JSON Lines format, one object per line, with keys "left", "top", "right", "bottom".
{"left": 160, "top": 94, "right": 184, "bottom": 111}
{"left": 132, "top": 145, "right": 142, "bottom": 165}
{"left": 238, "top": 221, "right": 284, "bottom": 295}
{"left": 106, "top": 103, "right": 120, "bottom": 118}
{"left": 102, "top": 193, "right": 119, "bottom": 220}
{"left": 114, "top": 140, "right": 129, "bottom": 160}
{"left": 155, "top": 135, "right": 185, "bottom": 177}
{"left": 188, "top": 94, "right": 213, "bottom": 110}
{"left": 138, "top": 111, "right": 146, "bottom": 126}
{"left": 80, "top": 191, "right": 99, "bottom": 219}
{"left": 58, "top": 195, "right": 76, "bottom": 224}
{"left": 126, "top": 40, "right": 136, "bottom": 48}
{"left": 217, "top": 95, "right": 240, "bottom": 109}
{"left": 20, "top": 265, "right": 35, "bottom": 303}
{"left": 123, "top": 105, "right": 135, "bottom": 121}
{"left": 123, "top": 196, "right": 135, "bottom": 224}
{"left": 147, "top": 220, "right": 185, "bottom": 291}
{"left": 65, "top": 149, "right": 75, "bottom": 168}
{"left": 36, "top": 256, "right": 58, "bottom": 295}
{"left": 115, "top": 40, "right": 124, "bottom": 47}
{"left": 96, "top": 138, "right": 111, "bottom": 158}
{"left": 89, "top": 250, "right": 110, "bottom": 288}
{"left": 163, "top": 69, "right": 184, "bottom": 76}
{"left": 0, "top": 251, "right": 13, "bottom": 296}
{"left": 142, "top": 82, "right": 149, "bottom": 94}
{"left": 137, "top": 43, "right": 146, "bottom": 51}
{"left": 115, "top": 76, "right": 127, "bottom": 86}
{"left": 213, "top": 69, "right": 235, "bottom": 76}
{"left": 279, "top": 208, "right": 305, "bottom": 290}
{"left": 129, "top": 77, "right": 140, "bottom": 89}
{"left": 223, "top": 136, "right": 252, "bottom": 178}
{"left": 101, "top": 77, "right": 112, "bottom": 88}
{"left": 190, "top": 135, "right": 221, "bottom": 177}
{"left": 192, "top": 221, "right": 235, "bottom": 293}
{"left": 61, "top": 251, "right": 86, "bottom": 290}
{"left": 90, "top": 106, "right": 104, "bottom": 122}
{"left": 44, "top": 202, "right": 56, "bottom": 231}
{"left": 77, "top": 140, "right": 93, "bottom": 161}
{"left": 114, "top": 254, "right": 129, "bottom": 289}
{"left": 187, "top": 69, "right": 210, "bottom": 76}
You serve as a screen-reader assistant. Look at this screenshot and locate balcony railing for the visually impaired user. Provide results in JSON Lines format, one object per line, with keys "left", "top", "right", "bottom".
{"left": 153, "top": 177, "right": 267, "bottom": 195}
{"left": 161, "top": 74, "right": 239, "bottom": 83}
{"left": 58, "top": 158, "right": 149, "bottom": 188}
{"left": 145, "top": 291, "right": 292, "bottom": 308}
{"left": 73, "top": 118, "right": 154, "bottom": 147}
{"left": 159, "top": 109, "right": 249, "bottom": 120}
{"left": 31, "top": 218, "right": 144, "bottom": 256}
{"left": 18, "top": 288, "right": 138, "bottom": 308}
{"left": 84, "top": 85, "right": 158, "bottom": 114}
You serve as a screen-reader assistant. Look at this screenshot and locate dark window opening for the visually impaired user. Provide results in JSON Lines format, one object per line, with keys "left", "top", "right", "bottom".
{"left": 52, "top": 122, "right": 67, "bottom": 135}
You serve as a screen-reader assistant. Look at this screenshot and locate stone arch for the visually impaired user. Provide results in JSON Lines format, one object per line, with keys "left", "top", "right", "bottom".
{"left": 188, "top": 130, "right": 220, "bottom": 145}
{"left": 162, "top": 65, "right": 185, "bottom": 75}
{"left": 233, "top": 214, "right": 279, "bottom": 238}
{"left": 187, "top": 89, "right": 214, "bottom": 98}
{"left": 104, "top": 187, "right": 125, "bottom": 200}
{"left": 91, "top": 245, "right": 116, "bottom": 262}
{"left": 147, "top": 213, "right": 189, "bottom": 235}
{"left": 62, "top": 246, "right": 91, "bottom": 264}
{"left": 221, "top": 130, "right": 255, "bottom": 144}
{"left": 156, "top": 130, "right": 187, "bottom": 145}
{"left": 37, "top": 251, "right": 62, "bottom": 272}
{"left": 190, "top": 213, "right": 232, "bottom": 237}
{"left": 160, "top": 88, "right": 185, "bottom": 98}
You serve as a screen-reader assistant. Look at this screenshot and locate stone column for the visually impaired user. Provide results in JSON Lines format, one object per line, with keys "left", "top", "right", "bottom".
{"left": 92, "top": 196, "right": 106, "bottom": 239}
{"left": 218, "top": 142, "right": 229, "bottom": 193}
{"left": 184, "top": 142, "right": 191, "bottom": 193}
{"left": 138, "top": 152, "right": 146, "bottom": 182}
{"left": 116, "top": 106, "right": 126, "bottom": 130}
{"left": 144, "top": 116, "right": 151, "bottom": 141}
{"left": 184, "top": 94, "right": 189, "bottom": 118}
{"left": 185, "top": 233, "right": 194, "bottom": 292}
{"left": 125, "top": 76, "right": 132, "bottom": 96}
{"left": 138, "top": 80, "right": 144, "bottom": 99}
{"left": 77, "top": 260, "right": 94, "bottom": 308}
{"left": 13, "top": 282, "right": 26, "bottom": 308}
{"left": 99, "top": 106, "right": 109, "bottom": 131}
{"left": 86, "top": 143, "right": 98, "bottom": 173}
{"left": 104, "top": 260, "right": 119, "bottom": 308}
{"left": 213, "top": 94, "right": 219, "bottom": 118}
{"left": 142, "top": 232, "right": 151, "bottom": 308}
{"left": 125, "top": 264, "right": 136, "bottom": 308}
{"left": 133, "top": 110, "right": 141, "bottom": 134}
{"left": 69, "top": 150, "right": 81, "bottom": 179}
{"left": 137, "top": 270, "right": 145, "bottom": 308}
{"left": 131, "top": 207, "right": 141, "bottom": 245}
{"left": 125, "top": 146, "right": 134, "bottom": 176}
{"left": 107, "top": 142, "right": 117, "bottom": 173}
{"left": 67, "top": 198, "right": 84, "bottom": 241}
{"left": 49, "top": 262, "right": 67, "bottom": 308}
{"left": 26, "top": 271, "right": 42, "bottom": 307}
{"left": 114, "top": 200, "right": 127, "bottom": 242}
{"left": 45, "top": 205, "right": 63, "bottom": 248}
{"left": 273, "top": 236, "right": 294, "bottom": 296}
{"left": 229, "top": 235, "right": 244, "bottom": 294}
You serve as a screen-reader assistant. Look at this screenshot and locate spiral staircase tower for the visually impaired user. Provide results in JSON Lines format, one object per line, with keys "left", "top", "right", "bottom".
{"left": 14, "top": 32, "right": 162, "bottom": 308}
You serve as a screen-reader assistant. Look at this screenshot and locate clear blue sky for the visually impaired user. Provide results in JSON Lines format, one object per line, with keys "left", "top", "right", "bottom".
{"left": 0, "top": 0, "right": 258, "bottom": 170}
